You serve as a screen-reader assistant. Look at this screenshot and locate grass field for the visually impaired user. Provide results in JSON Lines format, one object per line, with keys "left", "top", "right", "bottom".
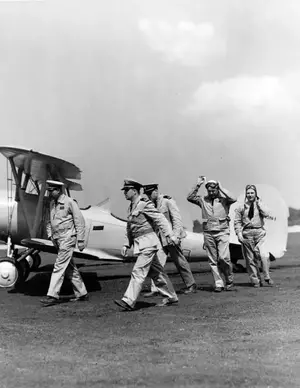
{"left": 0, "top": 234, "right": 300, "bottom": 388}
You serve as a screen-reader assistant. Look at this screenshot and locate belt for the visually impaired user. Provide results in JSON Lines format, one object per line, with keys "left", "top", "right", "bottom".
{"left": 132, "top": 227, "right": 154, "bottom": 239}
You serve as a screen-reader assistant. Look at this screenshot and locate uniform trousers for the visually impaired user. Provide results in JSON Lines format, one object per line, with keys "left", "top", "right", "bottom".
{"left": 47, "top": 236, "right": 87, "bottom": 299}
{"left": 150, "top": 243, "right": 195, "bottom": 292}
{"left": 122, "top": 247, "right": 177, "bottom": 308}
{"left": 204, "top": 230, "right": 233, "bottom": 288}
{"left": 241, "top": 228, "right": 271, "bottom": 285}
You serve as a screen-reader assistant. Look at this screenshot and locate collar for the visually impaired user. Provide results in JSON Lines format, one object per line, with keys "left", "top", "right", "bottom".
{"left": 129, "top": 195, "right": 141, "bottom": 212}
{"left": 245, "top": 200, "right": 256, "bottom": 206}
{"left": 53, "top": 193, "right": 66, "bottom": 204}
{"left": 204, "top": 195, "right": 220, "bottom": 201}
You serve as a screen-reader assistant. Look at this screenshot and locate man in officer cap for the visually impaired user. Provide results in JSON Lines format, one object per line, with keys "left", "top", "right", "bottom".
{"left": 187, "top": 177, "right": 236, "bottom": 292}
{"left": 114, "top": 179, "right": 178, "bottom": 311}
{"left": 143, "top": 183, "right": 197, "bottom": 295}
{"left": 40, "top": 180, "right": 88, "bottom": 306}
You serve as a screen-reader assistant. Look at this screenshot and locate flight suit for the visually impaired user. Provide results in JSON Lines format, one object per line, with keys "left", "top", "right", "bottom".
{"left": 187, "top": 185, "right": 236, "bottom": 288}
{"left": 234, "top": 200, "right": 275, "bottom": 285}
{"left": 46, "top": 194, "right": 87, "bottom": 299}
{"left": 150, "top": 194, "right": 195, "bottom": 292}
{"left": 122, "top": 196, "right": 178, "bottom": 308}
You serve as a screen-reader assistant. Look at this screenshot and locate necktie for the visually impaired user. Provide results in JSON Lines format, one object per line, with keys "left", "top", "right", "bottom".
{"left": 248, "top": 202, "right": 254, "bottom": 220}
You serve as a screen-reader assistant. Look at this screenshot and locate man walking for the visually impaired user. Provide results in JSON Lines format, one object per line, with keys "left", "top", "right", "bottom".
{"left": 234, "top": 184, "right": 276, "bottom": 287}
{"left": 40, "top": 180, "right": 88, "bottom": 306}
{"left": 187, "top": 177, "right": 236, "bottom": 292}
{"left": 143, "top": 183, "right": 197, "bottom": 295}
{"left": 114, "top": 179, "right": 178, "bottom": 311}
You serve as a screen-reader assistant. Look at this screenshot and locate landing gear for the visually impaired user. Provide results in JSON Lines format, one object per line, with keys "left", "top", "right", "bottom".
{"left": 0, "top": 248, "right": 37, "bottom": 288}
{"left": 230, "top": 245, "right": 246, "bottom": 273}
{"left": 26, "top": 252, "right": 41, "bottom": 271}
{"left": 0, "top": 259, "right": 20, "bottom": 288}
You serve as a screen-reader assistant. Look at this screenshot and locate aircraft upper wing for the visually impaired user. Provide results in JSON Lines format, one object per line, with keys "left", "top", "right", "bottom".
{"left": 0, "top": 146, "right": 82, "bottom": 191}
{"left": 21, "top": 238, "right": 126, "bottom": 262}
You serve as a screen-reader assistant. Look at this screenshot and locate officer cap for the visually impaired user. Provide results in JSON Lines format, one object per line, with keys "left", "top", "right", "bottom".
{"left": 121, "top": 179, "right": 143, "bottom": 191}
{"left": 46, "top": 180, "right": 64, "bottom": 191}
{"left": 143, "top": 183, "right": 158, "bottom": 194}
{"left": 205, "top": 180, "right": 219, "bottom": 189}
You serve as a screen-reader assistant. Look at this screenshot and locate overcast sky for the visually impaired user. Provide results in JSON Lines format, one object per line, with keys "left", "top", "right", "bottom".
{"left": 0, "top": 0, "right": 300, "bottom": 227}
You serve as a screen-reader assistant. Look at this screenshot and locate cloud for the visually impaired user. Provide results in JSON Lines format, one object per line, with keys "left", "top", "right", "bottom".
{"left": 138, "top": 19, "right": 226, "bottom": 66}
{"left": 184, "top": 74, "right": 300, "bottom": 131}
{"left": 182, "top": 72, "right": 300, "bottom": 208}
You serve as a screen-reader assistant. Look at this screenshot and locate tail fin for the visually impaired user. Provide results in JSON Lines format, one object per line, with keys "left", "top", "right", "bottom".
{"left": 229, "top": 184, "right": 289, "bottom": 259}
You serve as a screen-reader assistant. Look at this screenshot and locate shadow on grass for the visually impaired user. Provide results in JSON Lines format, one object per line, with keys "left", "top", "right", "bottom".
{"left": 8, "top": 271, "right": 102, "bottom": 296}
{"left": 114, "top": 300, "right": 156, "bottom": 312}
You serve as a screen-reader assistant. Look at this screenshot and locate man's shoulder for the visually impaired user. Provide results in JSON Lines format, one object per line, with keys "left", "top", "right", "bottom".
{"left": 137, "top": 197, "right": 153, "bottom": 209}
{"left": 235, "top": 202, "right": 245, "bottom": 212}
{"left": 61, "top": 195, "right": 79, "bottom": 208}
{"left": 160, "top": 194, "right": 175, "bottom": 205}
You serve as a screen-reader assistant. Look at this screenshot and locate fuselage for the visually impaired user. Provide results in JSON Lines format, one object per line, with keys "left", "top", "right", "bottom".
{"left": 0, "top": 191, "right": 208, "bottom": 262}
{"left": 0, "top": 187, "right": 289, "bottom": 262}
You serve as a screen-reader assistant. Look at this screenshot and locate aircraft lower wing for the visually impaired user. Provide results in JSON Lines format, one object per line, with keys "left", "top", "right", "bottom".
{"left": 21, "top": 238, "right": 126, "bottom": 262}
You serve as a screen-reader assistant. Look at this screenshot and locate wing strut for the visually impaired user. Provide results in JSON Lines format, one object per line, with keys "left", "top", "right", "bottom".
{"left": 8, "top": 157, "right": 33, "bottom": 237}
{"left": 32, "top": 181, "right": 47, "bottom": 237}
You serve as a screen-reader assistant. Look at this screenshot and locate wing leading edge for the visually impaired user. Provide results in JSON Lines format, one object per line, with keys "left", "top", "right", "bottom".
{"left": 21, "top": 238, "right": 126, "bottom": 262}
{"left": 0, "top": 146, "right": 82, "bottom": 191}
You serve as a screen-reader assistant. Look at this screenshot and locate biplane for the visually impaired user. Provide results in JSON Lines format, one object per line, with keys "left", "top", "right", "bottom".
{"left": 0, "top": 146, "right": 289, "bottom": 288}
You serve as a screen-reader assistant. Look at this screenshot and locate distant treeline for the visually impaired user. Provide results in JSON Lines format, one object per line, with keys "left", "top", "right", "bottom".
{"left": 192, "top": 208, "right": 300, "bottom": 232}
{"left": 288, "top": 207, "right": 300, "bottom": 226}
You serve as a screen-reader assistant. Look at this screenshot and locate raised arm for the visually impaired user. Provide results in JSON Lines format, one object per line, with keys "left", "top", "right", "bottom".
{"left": 257, "top": 200, "right": 276, "bottom": 220}
{"left": 218, "top": 181, "right": 237, "bottom": 204}
{"left": 187, "top": 176, "right": 205, "bottom": 206}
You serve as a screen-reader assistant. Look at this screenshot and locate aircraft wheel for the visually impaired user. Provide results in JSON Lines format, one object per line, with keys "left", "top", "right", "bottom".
{"left": 0, "top": 259, "right": 22, "bottom": 288}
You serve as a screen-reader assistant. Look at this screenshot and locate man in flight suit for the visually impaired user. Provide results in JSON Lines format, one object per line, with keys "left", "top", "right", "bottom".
{"left": 234, "top": 184, "right": 276, "bottom": 287}
{"left": 40, "top": 180, "right": 88, "bottom": 306}
{"left": 187, "top": 177, "right": 237, "bottom": 292}
{"left": 114, "top": 179, "right": 178, "bottom": 311}
{"left": 143, "top": 184, "right": 197, "bottom": 296}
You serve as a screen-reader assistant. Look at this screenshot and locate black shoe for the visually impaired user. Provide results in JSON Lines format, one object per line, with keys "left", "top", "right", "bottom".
{"left": 180, "top": 283, "right": 197, "bottom": 294}
{"left": 156, "top": 297, "right": 179, "bottom": 307}
{"left": 225, "top": 282, "right": 234, "bottom": 291}
{"left": 40, "top": 296, "right": 61, "bottom": 306}
{"left": 69, "top": 294, "right": 89, "bottom": 302}
{"left": 265, "top": 279, "right": 274, "bottom": 286}
{"left": 114, "top": 299, "right": 134, "bottom": 311}
{"left": 214, "top": 287, "right": 224, "bottom": 293}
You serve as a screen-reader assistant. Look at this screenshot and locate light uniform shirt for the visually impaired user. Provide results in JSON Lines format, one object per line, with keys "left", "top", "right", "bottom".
{"left": 124, "top": 196, "right": 174, "bottom": 255}
{"left": 46, "top": 194, "right": 85, "bottom": 241}
{"left": 187, "top": 185, "right": 237, "bottom": 232}
{"left": 155, "top": 194, "right": 187, "bottom": 246}
{"left": 234, "top": 200, "right": 275, "bottom": 235}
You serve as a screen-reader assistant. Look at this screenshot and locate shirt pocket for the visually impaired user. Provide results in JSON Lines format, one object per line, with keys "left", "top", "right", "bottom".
{"left": 129, "top": 211, "right": 145, "bottom": 224}
{"left": 55, "top": 204, "right": 69, "bottom": 220}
